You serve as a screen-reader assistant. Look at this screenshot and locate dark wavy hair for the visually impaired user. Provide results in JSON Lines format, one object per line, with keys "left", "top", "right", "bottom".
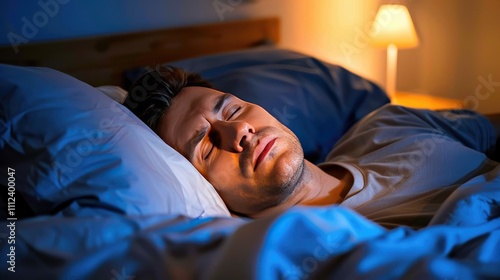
{"left": 123, "top": 65, "right": 213, "bottom": 132}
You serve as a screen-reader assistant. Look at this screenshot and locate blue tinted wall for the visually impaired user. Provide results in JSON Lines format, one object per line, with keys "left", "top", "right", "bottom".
{"left": 0, "top": 0, "right": 251, "bottom": 47}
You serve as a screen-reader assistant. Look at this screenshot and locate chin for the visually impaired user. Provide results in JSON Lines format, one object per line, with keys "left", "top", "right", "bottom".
{"left": 264, "top": 148, "right": 305, "bottom": 197}
{"left": 236, "top": 150, "right": 305, "bottom": 216}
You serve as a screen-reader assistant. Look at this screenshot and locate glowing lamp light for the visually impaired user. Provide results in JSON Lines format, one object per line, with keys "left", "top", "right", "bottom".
{"left": 370, "top": 4, "right": 419, "bottom": 101}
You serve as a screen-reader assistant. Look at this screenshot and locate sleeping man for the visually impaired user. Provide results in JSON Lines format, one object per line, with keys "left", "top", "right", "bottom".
{"left": 124, "top": 66, "right": 500, "bottom": 228}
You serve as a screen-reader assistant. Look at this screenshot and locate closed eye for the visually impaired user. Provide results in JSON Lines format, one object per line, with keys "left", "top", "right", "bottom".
{"left": 227, "top": 106, "right": 241, "bottom": 120}
{"left": 204, "top": 129, "right": 221, "bottom": 160}
{"left": 204, "top": 144, "right": 215, "bottom": 160}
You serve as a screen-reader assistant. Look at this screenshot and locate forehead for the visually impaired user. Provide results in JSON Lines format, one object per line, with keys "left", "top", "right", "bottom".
{"left": 157, "top": 86, "right": 222, "bottom": 156}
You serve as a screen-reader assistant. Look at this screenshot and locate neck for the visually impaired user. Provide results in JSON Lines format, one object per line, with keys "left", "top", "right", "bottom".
{"left": 297, "top": 161, "right": 353, "bottom": 206}
{"left": 251, "top": 160, "right": 353, "bottom": 218}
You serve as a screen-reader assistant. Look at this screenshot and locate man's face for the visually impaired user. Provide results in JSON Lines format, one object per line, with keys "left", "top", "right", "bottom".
{"left": 157, "top": 86, "right": 305, "bottom": 216}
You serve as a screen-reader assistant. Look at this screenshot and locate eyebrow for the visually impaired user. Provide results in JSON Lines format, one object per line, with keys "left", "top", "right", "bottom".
{"left": 184, "top": 93, "right": 231, "bottom": 161}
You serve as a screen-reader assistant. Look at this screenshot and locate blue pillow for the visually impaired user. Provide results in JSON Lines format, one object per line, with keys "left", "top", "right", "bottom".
{"left": 125, "top": 47, "right": 389, "bottom": 163}
{"left": 0, "top": 64, "right": 229, "bottom": 218}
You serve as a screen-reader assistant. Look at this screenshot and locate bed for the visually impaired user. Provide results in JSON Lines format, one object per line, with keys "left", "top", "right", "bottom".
{"left": 1, "top": 17, "right": 499, "bottom": 279}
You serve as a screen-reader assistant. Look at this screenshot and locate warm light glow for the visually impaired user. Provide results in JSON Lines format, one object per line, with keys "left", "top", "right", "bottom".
{"left": 371, "top": 5, "right": 419, "bottom": 49}
{"left": 370, "top": 4, "right": 419, "bottom": 102}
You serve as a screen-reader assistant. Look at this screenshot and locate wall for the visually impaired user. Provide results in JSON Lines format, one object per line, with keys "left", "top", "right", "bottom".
{"left": 400, "top": 0, "right": 500, "bottom": 114}
{"left": 272, "top": 0, "right": 386, "bottom": 87}
{"left": 0, "top": 0, "right": 238, "bottom": 44}
{"left": 5, "top": 1, "right": 495, "bottom": 113}
{"left": 0, "top": 0, "right": 385, "bottom": 88}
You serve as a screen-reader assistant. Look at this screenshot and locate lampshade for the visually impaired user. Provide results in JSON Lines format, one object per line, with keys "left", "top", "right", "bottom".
{"left": 371, "top": 4, "right": 419, "bottom": 49}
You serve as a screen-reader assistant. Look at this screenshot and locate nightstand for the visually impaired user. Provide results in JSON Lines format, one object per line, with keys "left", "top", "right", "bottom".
{"left": 392, "top": 91, "right": 464, "bottom": 110}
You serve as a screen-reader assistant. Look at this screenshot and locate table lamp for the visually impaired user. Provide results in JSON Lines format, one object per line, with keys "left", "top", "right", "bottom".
{"left": 370, "top": 4, "right": 419, "bottom": 101}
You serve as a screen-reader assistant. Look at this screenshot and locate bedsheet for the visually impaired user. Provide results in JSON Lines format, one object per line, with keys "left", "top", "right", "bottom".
{"left": 1, "top": 165, "right": 499, "bottom": 280}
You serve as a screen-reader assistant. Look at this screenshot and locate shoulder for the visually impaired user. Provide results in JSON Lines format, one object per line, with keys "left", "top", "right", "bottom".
{"left": 356, "top": 104, "right": 487, "bottom": 131}
{"left": 346, "top": 104, "right": 434, "bottom": 134}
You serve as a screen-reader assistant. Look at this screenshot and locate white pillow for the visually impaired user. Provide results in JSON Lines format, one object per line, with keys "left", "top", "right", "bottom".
{"left": 0, "top": 64, "right": 230, "bottom": 218}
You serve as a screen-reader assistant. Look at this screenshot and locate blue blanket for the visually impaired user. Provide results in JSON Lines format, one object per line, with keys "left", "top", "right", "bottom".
{"left": 1, "top": 166, "right": 500, "bottom": 279}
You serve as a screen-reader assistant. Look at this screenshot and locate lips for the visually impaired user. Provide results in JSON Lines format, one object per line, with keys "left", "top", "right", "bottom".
{"left": 253, "top": 138, "right": 276, "bottom": 170}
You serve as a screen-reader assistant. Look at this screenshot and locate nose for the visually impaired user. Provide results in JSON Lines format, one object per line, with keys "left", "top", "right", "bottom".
{"left": 211, "top": 120, "right": 255, "bottom": 152}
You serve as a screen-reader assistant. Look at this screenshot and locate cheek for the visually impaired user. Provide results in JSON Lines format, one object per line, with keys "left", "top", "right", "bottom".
{"left": 206, "top": 154, "right": 242, "bottom": 190}
{"left": 273, "top": 147, "right": 303, "bottom": 180}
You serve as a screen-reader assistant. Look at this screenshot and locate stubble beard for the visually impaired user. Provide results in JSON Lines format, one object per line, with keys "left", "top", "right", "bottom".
{"left": 258, "top": 134, "right": 307, "bottom": 208}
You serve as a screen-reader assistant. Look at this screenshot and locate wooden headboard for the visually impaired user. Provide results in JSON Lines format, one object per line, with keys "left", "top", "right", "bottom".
{"left": 0, "top": 17, "right": 279, "bottom": 86}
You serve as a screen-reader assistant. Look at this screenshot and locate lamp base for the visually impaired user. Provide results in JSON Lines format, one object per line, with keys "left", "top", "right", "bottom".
{"left": 386, "top": 44, "right": 398, "bottom": 102}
